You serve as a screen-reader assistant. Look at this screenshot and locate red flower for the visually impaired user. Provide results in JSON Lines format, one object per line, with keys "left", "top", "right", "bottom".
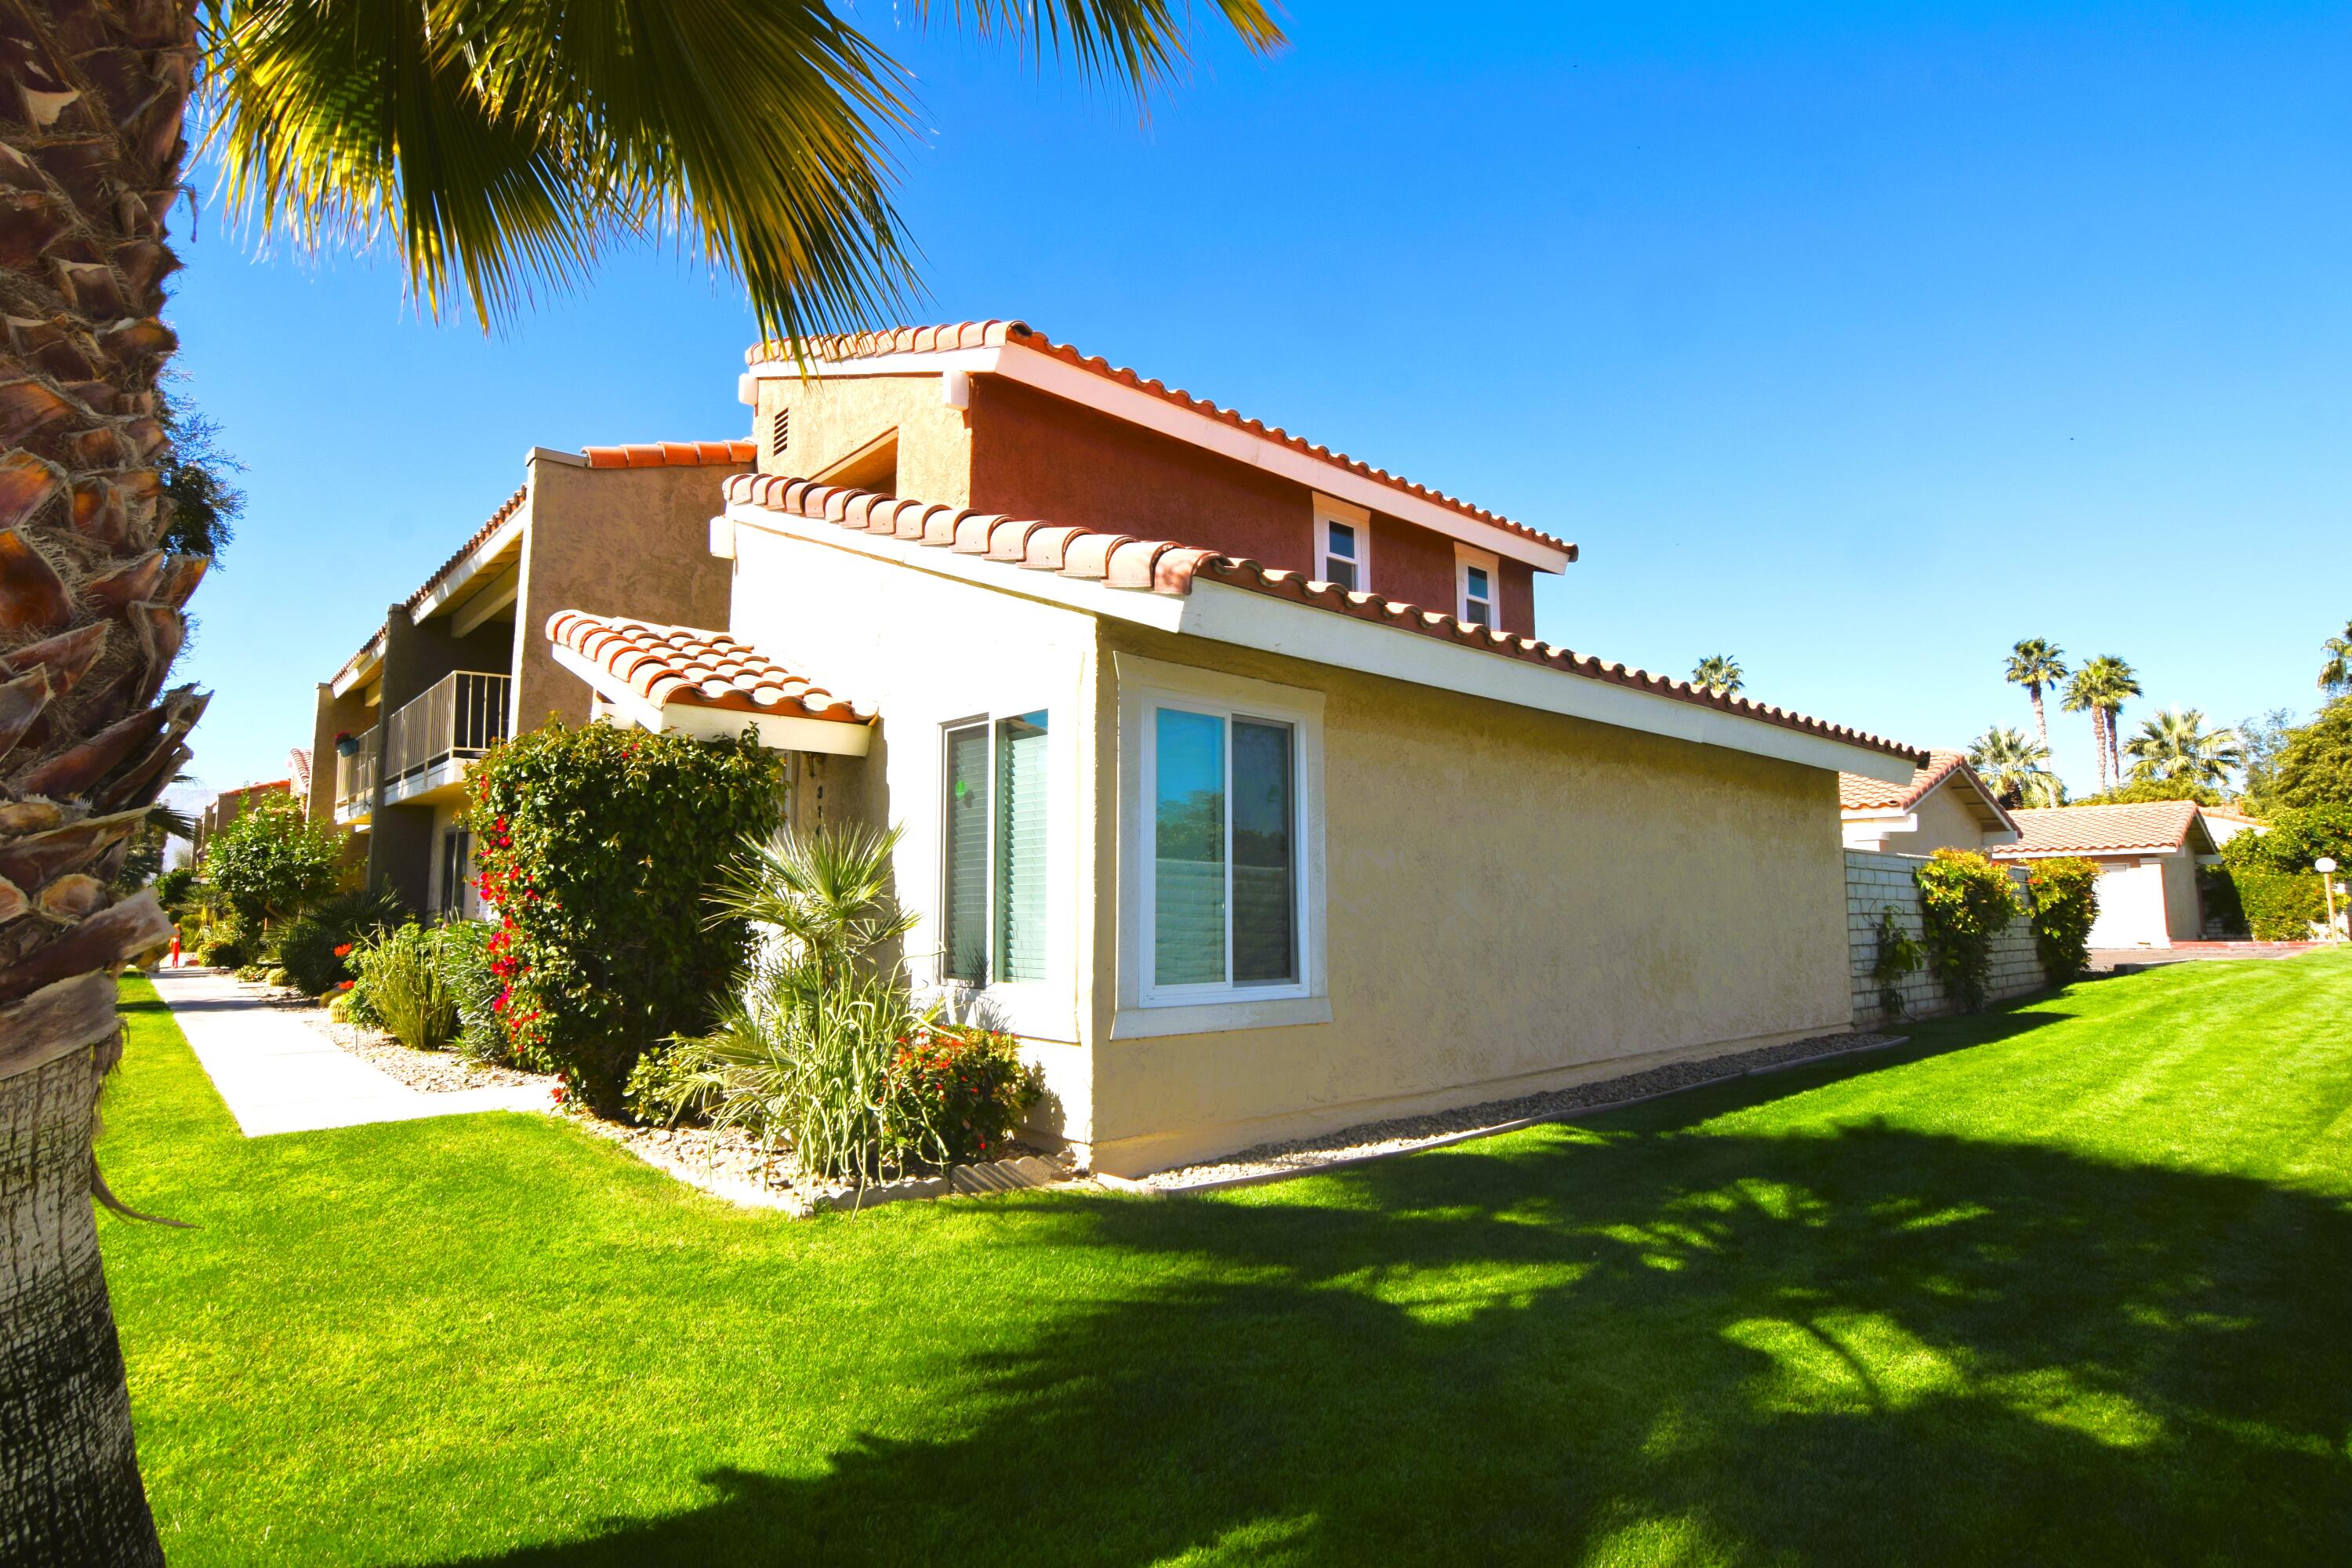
{"left": 332, "top": 942, "right": 354, "bottom": 958}
{"left": 337, "top": 980, "right": 354, "bottom": 990}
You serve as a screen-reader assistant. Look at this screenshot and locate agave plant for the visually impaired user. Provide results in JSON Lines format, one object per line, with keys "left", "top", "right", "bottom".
{"left": 0, "top": 2, "right": 1283, "bottom": 1555}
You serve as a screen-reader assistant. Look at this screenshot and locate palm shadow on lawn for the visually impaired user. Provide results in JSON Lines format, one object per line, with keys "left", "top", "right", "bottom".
{"left": 423, "top": 1028, "right": 2352, "bottom": 1567}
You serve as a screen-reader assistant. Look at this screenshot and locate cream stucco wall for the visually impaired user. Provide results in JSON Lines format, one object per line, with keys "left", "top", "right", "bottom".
{"left": 1884, "top": 783, "right": 1991, "bottom": 855}
{"left": 1083, "top": 624, "right": 1855, "bottom": 1174}
{"left": 2084, "top": 857, "right": 2172, "bottom": 948}
{"left": 753, "top": 374, "right": 972, "bottom": 503}
{"left": 724, "top": 517, "right": 1102, "bottom": 1144}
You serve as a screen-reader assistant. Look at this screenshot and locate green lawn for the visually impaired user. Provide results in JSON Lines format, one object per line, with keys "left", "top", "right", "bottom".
{"left": 100, "top": 956, "right": 2352, "bottom": 1566}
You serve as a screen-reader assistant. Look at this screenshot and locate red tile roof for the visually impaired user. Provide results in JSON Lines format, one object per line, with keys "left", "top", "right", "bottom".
{"left": 720, "top": 473, "right": 1924, "bottom": 763}
{"left": 546, "top": 611, "right": 871, "bottom": 724}
{"left": 743, "top": 321, "right": 1575, "bottom": 561}
{"left": 1991, "top": 801, "right": 2207, "bottom": 857}
{"left": 580, "top": 440, "right": 757, "bottom": 470}
{"left": 1839, "top": 750, "right": 1970, "bottom": 812}
{"left": 404, "top": 484, "right": 528, "bottom": 614}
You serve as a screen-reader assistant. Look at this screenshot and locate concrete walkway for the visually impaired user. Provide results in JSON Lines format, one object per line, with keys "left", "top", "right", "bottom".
{"left": 151, "top": 967, "right": 550, "bottom": 1137}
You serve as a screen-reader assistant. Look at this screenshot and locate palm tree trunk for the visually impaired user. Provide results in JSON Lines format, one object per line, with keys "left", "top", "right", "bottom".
{"left": 2030, "top": 687, "right": 2049, "bottom": 754}
{"left": 2, "top": 0, "right": 205, "bottom": 1555}
{"left": 2092, "top": 710, "right": 2110, "bottom": 792}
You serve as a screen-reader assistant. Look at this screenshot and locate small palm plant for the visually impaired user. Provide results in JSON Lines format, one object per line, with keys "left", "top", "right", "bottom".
{"left": 2125, "top": 708, "right": 2245, "bottom": 789}
{"left": 659, "top": 825, "right": 948, "bottom": 1188}
{"left": 1968, "top": 726, "right": 2063, "bottom": 808}
{"left": 1691, "top": 654, "right": 1744, "bottom": 696}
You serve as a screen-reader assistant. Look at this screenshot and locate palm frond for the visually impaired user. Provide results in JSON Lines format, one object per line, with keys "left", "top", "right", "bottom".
{"left": 914, "top": 0, "right": 1287, "bottom": 93}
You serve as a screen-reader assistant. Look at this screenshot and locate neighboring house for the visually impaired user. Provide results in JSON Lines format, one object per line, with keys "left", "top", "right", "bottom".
{"left": 308, "top": 440, "right": 755, "bottom": 916}
{"left": 192, "top": 777, "right": 292, "bottom": 862}
{"left": 1991, "top": 802, "right": 2218, "bottom": 949}
{"left": 2196, "top": 804, "right": 2268, "bottom": 850}
{"left": 543, "top": 320, "right": 1929, "bottom": 1177}
{"left": 1838, "top": 750, "right": 2019, "bottom": 853}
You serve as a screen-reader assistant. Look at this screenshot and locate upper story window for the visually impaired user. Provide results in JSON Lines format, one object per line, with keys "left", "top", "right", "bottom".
{"left": 1455, "top": 545, "right": 1501, "bottom": 628}
{"left": 941, "top": 711, "right": 1049, "bottom": 986}
{"left": 1314, "top": 495, "right": 1370, "bottom": 593}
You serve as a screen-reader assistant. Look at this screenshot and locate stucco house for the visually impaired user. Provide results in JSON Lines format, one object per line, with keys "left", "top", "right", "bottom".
{"left": 1838, "top": 750, "right": 2019, "bottom": 853}
{"left": 307, "top": 440, "right": 754, "bottom": 914}
{"left": 1991, "top": 801, "right": 2216, "bottom": 949}
{"left": 2195, "top": 804, "right": 2268, "bottom": 850}
{"left": 543, "top": 319, "right": 1929, "bottom": 1177}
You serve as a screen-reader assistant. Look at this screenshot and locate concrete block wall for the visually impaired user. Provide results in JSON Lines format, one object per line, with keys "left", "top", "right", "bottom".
{"left": 1848, "top": 850, "right": 2047, "bottom": 1029}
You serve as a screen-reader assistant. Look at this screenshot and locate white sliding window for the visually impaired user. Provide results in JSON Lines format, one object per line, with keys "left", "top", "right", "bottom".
{"left": 941, "top": 711, "right": 1049, "bottom": 986}
{"left": 1315, "top": 495, "right": 1370, "bottom": 593}
{"left": 1145, "top": 704, "right": 1304, "bottom": 1001}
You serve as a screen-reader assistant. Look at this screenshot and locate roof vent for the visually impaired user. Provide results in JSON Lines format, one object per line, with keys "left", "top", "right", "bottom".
{"left": 771, "top": 407, "right": 789, "bottom": 456}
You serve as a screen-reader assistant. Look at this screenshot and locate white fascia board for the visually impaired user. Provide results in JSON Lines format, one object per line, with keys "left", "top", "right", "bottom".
{"left": 724, "top": 500, "right": 1911, "bottom": 779}
{"left": 1840, "top": 808, "right": 1915, "bottom": 823}
{"left": 410, "top": 510, "right": 528, "bottom": 624}
{"left": 552, "top": 641, "right": 870, "bottom": 755}
{"left": 1176, "top": 579, "right": 1921, "bottom": 781}
{"left": 330, "top": 641, "right": 385, "bottom": 699}
{"left": 747, "top": 343, "right": 1573, "bottom": 573}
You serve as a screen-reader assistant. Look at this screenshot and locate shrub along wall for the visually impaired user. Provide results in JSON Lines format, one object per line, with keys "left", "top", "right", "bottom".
{"left": 1846, "top": 851, "right": 2045, "bottom": 1029}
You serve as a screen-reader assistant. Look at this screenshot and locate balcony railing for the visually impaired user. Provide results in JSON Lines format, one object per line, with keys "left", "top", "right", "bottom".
{"left": 335, "top": 727, "right": 379, "bottom": 818}
{"left": 385, "top": 671, "right": 511, "bottom": 792}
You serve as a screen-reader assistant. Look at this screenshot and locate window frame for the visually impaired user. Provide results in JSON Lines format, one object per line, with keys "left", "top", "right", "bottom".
{"left": 936, "top": 708, "right": 1054, "bottom": 994}
{"left": 1314, "top": 494, "right": 1372, "bottom": 595}
{"left": 1115, "top": 655, "right": 1329, "bottom": 1036}
{"left": 1454, "top": 543, "right": 1501, "bottom": 628}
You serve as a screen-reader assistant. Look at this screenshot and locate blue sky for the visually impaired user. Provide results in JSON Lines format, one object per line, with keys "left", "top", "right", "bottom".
{"left": 169, "top": 1, "right": 2351, "bottom": 803}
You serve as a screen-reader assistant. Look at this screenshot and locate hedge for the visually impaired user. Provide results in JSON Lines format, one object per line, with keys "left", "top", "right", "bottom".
{"left": 2023, "top": 857, "right": 2100, "bottom": 983}
{"left": 1913, "top": 849, "right": 2020, "bottom": 1012}
{"left": 467, "top": 720, "right": 784, "bottom": 1113}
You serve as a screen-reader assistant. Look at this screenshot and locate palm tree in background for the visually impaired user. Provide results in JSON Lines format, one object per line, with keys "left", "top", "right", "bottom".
{"left": 2321, "top": 620, "right": 2352, "bottom": 695}
{"left": 0, "top": 2, "right": 1283, "bottom": 1559}
{"left": 1968, "top": 725, "right": 2063, "bottom": 808}
{"left": 2064, "top": 655, "right": 2141, "bottom": 790}
{"left": 2125, "top": 707, "right": 2245, "bottom": 789}
{"left": 1692, "top": 653, "right": 1744, "bottom": 696}
{"left": 2003, "top": 638, "right": 2069, "bottom": 753}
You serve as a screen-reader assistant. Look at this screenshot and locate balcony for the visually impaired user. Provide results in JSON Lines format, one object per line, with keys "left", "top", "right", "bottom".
{"left": 381, "top": 670, "right": 511, "bottom": 808}
{"left": 333, "top": 728, "right": 379, "bottom": 825}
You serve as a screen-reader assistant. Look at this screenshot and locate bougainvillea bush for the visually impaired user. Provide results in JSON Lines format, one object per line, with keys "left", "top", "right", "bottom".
{"left": 1913, "top": 848, "right": 2022, "bottom": 1012}
{"left": 2024, "top": 857, "right": 2101, "bottom": 984}
{"left": 466, "top": 720, "right": 784, "bottom": 1112}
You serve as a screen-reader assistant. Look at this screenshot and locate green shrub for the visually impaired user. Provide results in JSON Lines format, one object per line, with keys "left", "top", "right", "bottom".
{"left": 234, "top": 962, "right": 266, "bottom": 982}
{"left": 278, "top": 885, "right": 407, "bottom": 996}
{"left": 2212, "top": 804, "right": 2352, "bottom": 939}
{"left": 194, "top": 935, "right": 249, "bottom": 969}
{"left": 2217, "top": 865, "right": 2324, "bottom": 940}
{"left": 154, "top": 866, "right": 198, "bottom": 913}
{"left": 889, "top": 1025, "right": 1042, "bottom": 1166}
{"left": 2024, "top": 857, "right": 2101, "bottom": 983}
{"left": 1914, "top": 849, "right": 2022, "bottom": 1011}
{"left": 350, "top": 923, "right": 461, "bottom": 1051}
{"left": 263, "top": 966, "right": 292, "bottom": 989}
{"left": 204, "top": 794, "right": 347, "bottom": 928}
{"left": 2266, "top": 696, "right": 2352, "bottom": 810}
{"left": 430, "top": 918, "right": 508, "bottom": 1063}
{"left": 467, "top": 719, "right": 785, "bottom": 1112}
{"left": 625, "top": 1044, "right": 720, "bottom": 1126}
{"left": 2198, "top": 864, "right": 2248, "bottom": 937}
{"left": 1871, "top": 906, "right": 1923, "bottom": 1020}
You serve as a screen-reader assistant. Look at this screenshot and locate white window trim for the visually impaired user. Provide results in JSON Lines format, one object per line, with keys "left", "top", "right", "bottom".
{"left": 1114, "top": 654, "right": 1327, "bottom": 1036}
{"left": 1454, "top": 543, "right": 1501, "bottom": 627}
{"left": 1314, "top": 493, "right": 1371, "bottom": 594}
{"left": 934, "top": 706, "right": 1058, "bottom": 1022}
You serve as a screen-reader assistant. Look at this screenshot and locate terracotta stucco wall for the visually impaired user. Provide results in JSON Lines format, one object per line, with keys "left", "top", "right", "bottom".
{"left": 753, "top": 373, "right": 972, "bottom": 503}
{"left": 368, "top": 608, "right": 514, "bottom": 909}
{"left": 306, "top": 681, "right": 372, "bottom": 823}
{"left": 1083, "top": 622, "right": 1853, "bottom": 1174}
{"left": 964, "top": 378, "right": 1537, "bottom": 633}
{"left": 508, "top": 456, "right": 742, "bottom": 735}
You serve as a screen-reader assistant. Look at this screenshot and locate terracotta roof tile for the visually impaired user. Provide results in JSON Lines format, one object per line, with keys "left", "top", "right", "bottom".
{"left": 1991, "top": 801, "right": 2205, "bottom": 857}
{"left": 579, "top": 439, "right": 758, "bottom": 470}
{"left": 546, "top": 611, "right": 871, "bottom": 725}
{"left": 402, "top": 485, "right": 528, "bottom": 615}
{"left": 722, "top": 473, "right": 1924, "bottom": 764}
{"left": 743, "top": 321, "right": 1575, "bottom": 561}
{"left": 1839, "top": 750, "right": 1970, "bottom": 811}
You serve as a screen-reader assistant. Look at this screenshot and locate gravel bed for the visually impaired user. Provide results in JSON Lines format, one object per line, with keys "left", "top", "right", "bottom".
{"left": 1133, "top": 1030, "right": 1907, "bottom": 1191}
{"left": 225, "top": 977, "right": 554, "bottom": 1095}
{"left": 566, "top": 1116, "right": 815, "bottom": 1211}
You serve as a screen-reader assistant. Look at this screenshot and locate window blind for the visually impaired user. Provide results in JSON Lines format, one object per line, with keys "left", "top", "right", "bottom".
{"left": 1230, "top": 719, "right": 1295, "bottom": 984}
{"left": 1153, "top": 708, "right": 1228, "bottom": 986}
{"left": 943, "top": 723, "right": 990, "bottom": 981}
{"left": 994, "top": 713, "right": 1049, "bottom": 983}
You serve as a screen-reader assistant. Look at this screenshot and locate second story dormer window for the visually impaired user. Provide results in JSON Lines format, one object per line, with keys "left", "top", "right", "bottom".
{"left": 1456, "top": 545, "right": 1500, "bottom": 628}
{"left": 1314, "top": 495, "right": 1370, "bottom": 593}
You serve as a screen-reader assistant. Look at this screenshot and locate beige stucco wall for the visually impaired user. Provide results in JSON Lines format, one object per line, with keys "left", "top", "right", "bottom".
{"left": 724, "top": 517, "right": 1102, "bottom": 1144}
{"left": 1083, "top": 623, "right": 1855, "bottom": 1175}
{"left": 753, "top": 374, "right": 972, "bottom": 503}
{"left": 508, "top": 456, "right": 742, "bottom": 737}
{"left": 2161, "top": 850, "right": 2202, "bottom": 941}
{"left": 1880, "top": 783, "right": 1991, "bottom": 855}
